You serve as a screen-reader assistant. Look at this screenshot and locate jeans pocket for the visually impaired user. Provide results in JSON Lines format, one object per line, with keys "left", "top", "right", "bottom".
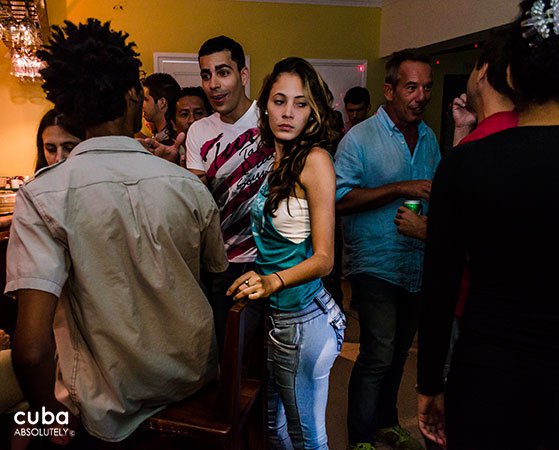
{"left": 269, "top": 325, "right": 299, "bottom": 351}
{"left": 329, "top": 309, "right": 346, "bottom": 352}
{"left": 268, "top": 325, "right": 299, "bottom": 375}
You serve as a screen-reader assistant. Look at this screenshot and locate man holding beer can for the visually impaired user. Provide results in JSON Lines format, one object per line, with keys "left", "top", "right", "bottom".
{"left": 335, "top": 49, "right": 440, "bottom": 450}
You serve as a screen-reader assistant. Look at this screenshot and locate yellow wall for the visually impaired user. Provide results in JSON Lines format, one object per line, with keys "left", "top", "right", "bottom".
{"left": 0, "top": 58, "right": 50, "bottom": 176}
{"left": 0, "top": 0, "right": 382, "bottom": 176}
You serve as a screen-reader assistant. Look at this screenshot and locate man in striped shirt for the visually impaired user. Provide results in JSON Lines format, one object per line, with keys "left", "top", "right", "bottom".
{"left": 186, "top": 35, "right": 274, "bottom": 354}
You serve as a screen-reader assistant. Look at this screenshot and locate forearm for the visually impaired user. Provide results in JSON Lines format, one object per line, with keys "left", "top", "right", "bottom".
{"left": 453, "top": 125, "right": 473, "bottom": 147}
{"left": 336, "top": 183, "right": 403, "bottom": 215}
{"left": 12, "top": 334, "right": 59, "bottom": 411}
{"left": 230, "top": 253, "right": 333, "bottom": 301}
{"left": 274, "top": 253, "right": 333, "bottom": 290}
{"left": 12, "top": 289, "right": 62, "bottom": 412}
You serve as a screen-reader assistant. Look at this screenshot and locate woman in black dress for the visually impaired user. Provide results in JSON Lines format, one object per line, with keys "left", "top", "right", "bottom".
{"left": 417, "top": 1, "right": 559, "bottom": 449}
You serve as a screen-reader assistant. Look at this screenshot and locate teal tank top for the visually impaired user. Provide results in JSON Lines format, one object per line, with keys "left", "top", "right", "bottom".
{"left": 251, "top": 183, "right": 323, "bottom": 312}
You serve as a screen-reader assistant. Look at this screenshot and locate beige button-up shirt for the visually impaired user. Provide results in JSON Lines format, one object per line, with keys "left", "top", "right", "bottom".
{"left": 6, "top": 136, "right": 228, "bottom": 441}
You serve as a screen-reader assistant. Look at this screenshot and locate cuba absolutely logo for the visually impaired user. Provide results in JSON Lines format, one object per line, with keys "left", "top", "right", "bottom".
{"left": 13, "top": 407, "right": 75, "bottom": 438}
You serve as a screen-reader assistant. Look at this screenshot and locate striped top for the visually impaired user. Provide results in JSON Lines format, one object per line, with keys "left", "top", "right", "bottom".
{"left": 187, "top": 101, "right": 275, "bottom": 262}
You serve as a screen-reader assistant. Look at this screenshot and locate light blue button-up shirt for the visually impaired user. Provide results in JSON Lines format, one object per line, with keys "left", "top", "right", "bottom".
{"left": 335, "top": 106, "right": 440, "bottom": 292}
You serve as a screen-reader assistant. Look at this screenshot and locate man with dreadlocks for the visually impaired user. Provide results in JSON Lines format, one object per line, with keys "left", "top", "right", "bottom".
{"left": 5, "top": 18, "right": 227, "bottom": 445}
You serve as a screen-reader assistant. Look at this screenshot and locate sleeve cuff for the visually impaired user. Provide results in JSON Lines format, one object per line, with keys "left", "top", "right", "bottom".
{"left": 4, "top": 277, "right": 63, "bottom": 298}
{"left": 335, "top": 187, "right": 352, "bottom": 202}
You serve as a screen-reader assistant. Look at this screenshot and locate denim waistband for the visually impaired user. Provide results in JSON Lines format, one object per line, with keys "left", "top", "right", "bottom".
{"left": 270, "top": 289, "right": 337, "bottom": 325}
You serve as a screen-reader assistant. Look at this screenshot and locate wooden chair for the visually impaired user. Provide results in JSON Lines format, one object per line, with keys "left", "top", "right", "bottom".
{"left": 141, "top": 297, "right": 265, "bottom": 450}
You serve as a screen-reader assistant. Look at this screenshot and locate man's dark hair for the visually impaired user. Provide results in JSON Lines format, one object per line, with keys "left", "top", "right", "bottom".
{"left": 344, "top": 86, "right": 370, "bottom": 106}
{"left": 385, "top": 48, "right": 432, "bottom": 88}
{"left": 476, "top": 29, "right": 516, "bottom": 101}
{"left": 198, "top": 35, "right": 246, "bottom": 71}
{"left": 176, "top": 86, "right": 213, "bottom": 116}
{"left": 143, "top": 73, "right": 181, "bottom": 123}
{"left": 38, "top": 19, "right": 142, "bottom": 128}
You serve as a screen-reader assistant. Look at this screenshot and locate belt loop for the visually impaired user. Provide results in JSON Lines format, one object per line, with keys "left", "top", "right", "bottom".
{"left": 314, "top": 289, "right": 328, "bottom": 313}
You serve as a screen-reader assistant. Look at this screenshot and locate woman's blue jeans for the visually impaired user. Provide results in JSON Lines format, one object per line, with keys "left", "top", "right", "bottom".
{"left": 267, "top": 289, "right": 346, "bottom": 450}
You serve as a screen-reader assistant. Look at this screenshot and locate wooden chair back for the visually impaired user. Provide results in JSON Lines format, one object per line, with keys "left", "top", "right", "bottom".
{"left": 141, "top": 297, "right": 265, "bottom": 450}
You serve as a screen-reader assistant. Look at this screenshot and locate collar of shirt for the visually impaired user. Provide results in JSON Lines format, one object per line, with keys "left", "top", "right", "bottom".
{"left": 69, "top": 136, "right": 151, "bottom": 158}
{"left": 459, "top": 110, "right": 520, "bottom": 145}
{"left": 376, "top": 105, "right": 429, "bottom": 140}
{"left": 217, "top": 100, "right": 259, "bottom": 128}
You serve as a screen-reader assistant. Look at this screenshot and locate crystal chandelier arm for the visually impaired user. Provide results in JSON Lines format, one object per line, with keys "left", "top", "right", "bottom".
{"left": 0, "top": 0, "right": 46, "bottom": 82}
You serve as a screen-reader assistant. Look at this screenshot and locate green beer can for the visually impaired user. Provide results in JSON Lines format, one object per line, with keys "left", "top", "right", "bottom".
{"left": 403, "top": 200, "right": 422, "bottom": 215}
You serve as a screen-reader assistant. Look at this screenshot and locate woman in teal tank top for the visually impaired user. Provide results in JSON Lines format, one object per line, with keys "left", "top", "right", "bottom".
{"left": 227, "top": 57, "right": 346, "bottom": 449}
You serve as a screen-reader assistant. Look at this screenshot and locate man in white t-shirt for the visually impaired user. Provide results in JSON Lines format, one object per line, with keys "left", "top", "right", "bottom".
{"left": 187, "top": 35, "right": 274, "bottom": 353}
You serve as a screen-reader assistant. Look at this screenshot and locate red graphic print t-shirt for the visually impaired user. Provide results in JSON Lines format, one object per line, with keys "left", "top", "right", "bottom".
{"left": 186, "top": 101, "right": 274, "bottom": 263}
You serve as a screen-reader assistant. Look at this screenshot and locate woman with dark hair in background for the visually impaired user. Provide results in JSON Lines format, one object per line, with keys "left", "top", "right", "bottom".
{"left": 35, "top": 109, "right": 85, "bottom": 171}
{"left": 227, "top": 57, "right": 345, "bottom": 449}
{"left": 417, "top": 1, "right": 559, "bottom": 449}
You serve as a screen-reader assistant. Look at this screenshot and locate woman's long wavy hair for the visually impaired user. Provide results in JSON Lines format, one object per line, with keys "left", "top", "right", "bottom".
{"left": 257, "top": 57, "right": 340, "bottom": 216}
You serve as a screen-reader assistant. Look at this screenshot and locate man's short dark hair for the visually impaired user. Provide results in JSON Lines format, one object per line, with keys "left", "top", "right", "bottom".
{"left": 475, "top": 29, "right": 516, "bottom": 102}
{"left": 38, "top": 19, "right": 142, "bottom": 128}
{"left": 143, "top": 73, "right": 181, "bottom": 122}
{"left": 385, "top": 48, "right": 432, "bottom": 88}
{"left": 344, "top": 86, "right": 370, "bottom": 106}
{"left": 176, "top": 86, "right": 213, "bottom": 116}
{"left": 198, "top": 35, "right": 246, "bottom": 71}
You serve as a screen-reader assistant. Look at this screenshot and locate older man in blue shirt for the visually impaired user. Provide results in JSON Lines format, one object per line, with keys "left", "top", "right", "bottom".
{"left": 336, "top": 49, "right": 440, "bottom": 450}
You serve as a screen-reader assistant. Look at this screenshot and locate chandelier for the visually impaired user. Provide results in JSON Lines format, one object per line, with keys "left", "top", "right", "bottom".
{"left": 0, "top": 0, "right": 48, "bottom": 82}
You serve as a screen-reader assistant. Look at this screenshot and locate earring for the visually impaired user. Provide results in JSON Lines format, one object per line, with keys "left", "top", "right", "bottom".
{"left": 264, "top": 110, "right": 268, "bottom": 116}
{"left": 309, "top": 115, "right": 314, "bottom": 122}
